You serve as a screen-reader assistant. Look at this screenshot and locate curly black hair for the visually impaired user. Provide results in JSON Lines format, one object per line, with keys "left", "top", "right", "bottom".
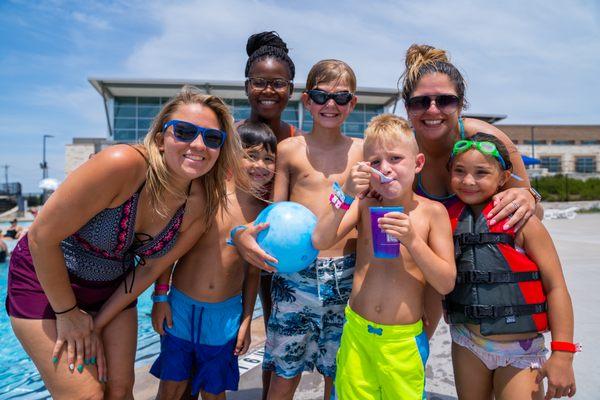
{"left": 244, "top": 31, "right": 295, "bottom": 80}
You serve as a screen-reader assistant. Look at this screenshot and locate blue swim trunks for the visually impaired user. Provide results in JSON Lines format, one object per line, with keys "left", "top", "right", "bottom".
{"left": 150, "top": 288, "right": 242, "bottom": 395}
{"left": 263, "top": 254, "right": 355, "bottom": 379}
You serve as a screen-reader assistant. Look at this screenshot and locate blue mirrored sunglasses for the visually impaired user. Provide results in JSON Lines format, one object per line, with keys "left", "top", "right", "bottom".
{"left": 163, "top": 120, "right": 227, "bottom": 149}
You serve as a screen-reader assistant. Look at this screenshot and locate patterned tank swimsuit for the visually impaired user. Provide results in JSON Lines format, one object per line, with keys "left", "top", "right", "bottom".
{"left": 6, "top": 181, "right": 187, "bottom": 319}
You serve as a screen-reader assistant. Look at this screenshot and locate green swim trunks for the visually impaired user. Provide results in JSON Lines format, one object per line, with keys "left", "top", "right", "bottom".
{"left": 335, "top": 306, "right": 429, "bottom": 400}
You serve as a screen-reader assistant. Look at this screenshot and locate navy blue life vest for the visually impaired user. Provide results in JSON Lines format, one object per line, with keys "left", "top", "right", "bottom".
{"left": 444, "top": 201, "right": 548, "bottom": 336}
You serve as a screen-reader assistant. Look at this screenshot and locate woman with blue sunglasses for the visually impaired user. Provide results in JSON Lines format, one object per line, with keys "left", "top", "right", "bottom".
{"left": 6, "top": 86, "right": 247, "bottom": 399}
{"left": 400, "top": 44, "right": 543, "bottom": 340}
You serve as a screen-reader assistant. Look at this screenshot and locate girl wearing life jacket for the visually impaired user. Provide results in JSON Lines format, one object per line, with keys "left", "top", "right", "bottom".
{"left": 446, "top": 132, "right": 577, "bottom": 399}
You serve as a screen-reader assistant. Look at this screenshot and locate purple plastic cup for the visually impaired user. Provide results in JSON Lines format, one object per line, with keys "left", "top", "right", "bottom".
{"left": 369, "top": 206, "right": 404, "bottom": 259}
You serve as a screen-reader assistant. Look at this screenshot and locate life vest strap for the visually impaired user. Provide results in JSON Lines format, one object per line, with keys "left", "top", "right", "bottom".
{"left": 456, "top": 270, "right": 541, "bottom": 284}
{"left": 445, "top": 301, "right": 547, "bottom": 319}
{"left": 454, "top": 232, "right": 514, "bottom": 247}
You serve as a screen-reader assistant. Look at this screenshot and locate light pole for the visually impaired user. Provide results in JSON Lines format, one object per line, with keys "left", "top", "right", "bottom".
{"left": 40, "top": 134, "right": 54, "bottom": 203}
{"left": 41, "top": 134, "right": 54, "bottom": 180}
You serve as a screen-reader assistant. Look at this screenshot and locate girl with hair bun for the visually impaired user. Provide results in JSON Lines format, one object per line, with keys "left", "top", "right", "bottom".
{"left": 241, "top": 31, "right": 297, "bottom": 143}
{"left": 240, "top": 31, "right": 297, "bottom": 399}
{"left": 401, "top": 44, "right": 543, "bottom": 339}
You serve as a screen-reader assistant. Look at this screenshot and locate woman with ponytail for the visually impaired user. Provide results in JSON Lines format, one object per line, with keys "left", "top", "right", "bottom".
{"left": 7, "top": 86, "right": 247, "bottom": 399}
{"left": 401, "top": 44, "right": 541, "bottom": 339}
{"left": 402, "top": 44, "right": 539, "bottom": 227}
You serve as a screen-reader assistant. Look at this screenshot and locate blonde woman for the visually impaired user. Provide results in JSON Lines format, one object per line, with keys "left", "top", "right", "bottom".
{"left": 6, "top": 86, "right": 247, "bottom": 400}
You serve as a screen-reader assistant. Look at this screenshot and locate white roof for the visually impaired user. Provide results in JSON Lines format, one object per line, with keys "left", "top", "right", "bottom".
{"left": 88, "top": 78, "right": 400, "bottom": 106}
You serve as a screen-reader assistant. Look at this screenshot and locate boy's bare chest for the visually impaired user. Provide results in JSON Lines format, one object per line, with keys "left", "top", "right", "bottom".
{"left": 289, "top": 149, "right": 362, "bottom": 188}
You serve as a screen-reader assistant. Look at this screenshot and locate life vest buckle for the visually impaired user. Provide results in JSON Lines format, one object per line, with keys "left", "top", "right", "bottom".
{"left": 466, "top": 270, "right": 492, "bottom": 284}
{"left": 465, "top": 304, "right": 495, "bottom": 319}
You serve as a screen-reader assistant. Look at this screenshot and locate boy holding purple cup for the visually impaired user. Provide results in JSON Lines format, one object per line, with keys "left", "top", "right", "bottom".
{"left": 312, "top": 114, "right": 456, "bottom": 399}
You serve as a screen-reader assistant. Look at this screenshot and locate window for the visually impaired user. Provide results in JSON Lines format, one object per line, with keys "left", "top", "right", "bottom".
{"left": 552, "top": 140, "right": 575, "bottom": 145}
{"left": 523, "top": 140, "right": 547, "bottom": 145}
{"left": 540, "top": 156, "right": 562, "bottom": 173}
{"left": 581, "top": 140, "right": 600, "bottom": 145}
{"left": 575, "top": 157, "right": 597, "bottom": 173}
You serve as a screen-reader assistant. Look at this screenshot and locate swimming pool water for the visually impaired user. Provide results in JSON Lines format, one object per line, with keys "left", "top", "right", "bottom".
{"left": 0, "top": 234, "right": 263, "bottom": 398}
{"left": 0, "top": 254, "right": 160, "bottom": 399}
{"left": 0, "top": 219, "right": 263, "bottom": 398}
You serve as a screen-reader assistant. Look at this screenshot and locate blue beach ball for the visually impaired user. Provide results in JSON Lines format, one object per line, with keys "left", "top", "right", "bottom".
{"left": 255, "top": 201, "right": 319, "bottom": 274}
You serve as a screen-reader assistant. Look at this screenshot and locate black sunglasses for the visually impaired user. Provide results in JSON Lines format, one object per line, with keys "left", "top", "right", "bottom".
{"left": 306, "top": 89, "right": 354, "bottom": 106}
{"left": 163, "top": 120, "right": 227, "bottom": 149}
{"left": 406, "top": 94, "right": 460, "bottom": 115}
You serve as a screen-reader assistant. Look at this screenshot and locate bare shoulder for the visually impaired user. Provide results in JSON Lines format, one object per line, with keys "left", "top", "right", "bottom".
{"left": 418, "top": 195, "right": 448, "bottom": 214}
{"left": 277, "top": 135, "right": 307, "bottom": 160}
{"left": 65, "top": 144, "right": 147, "bottom": 193}
{"left": 279, "top": 135, "right": 307, "bottom": 150}
{"left": 350, "top": 136, "right": 364, "bottom": 146}
{"left": 518, "top": 214, "right": 547, "bottom": 241}
{"left": 92, "top": 144, "right": 148, "bottom": 175}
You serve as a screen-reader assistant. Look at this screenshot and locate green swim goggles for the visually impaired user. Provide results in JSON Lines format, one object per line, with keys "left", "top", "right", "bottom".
{"left": 451, "top": 139, "right": 508, "bottom": 170}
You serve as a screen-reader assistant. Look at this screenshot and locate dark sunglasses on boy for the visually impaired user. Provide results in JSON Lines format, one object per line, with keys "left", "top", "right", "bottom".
{"left": 406, "top": 94, "right": 460, "bottom": 115}
{"left": 163, "top": 120, "right": 227, "bottom": 149}
{"left": 246, "top": 77, "right": 291, "bottom": 91}
{"left": 306, "top": 89, "right": 354, "bottom": 106}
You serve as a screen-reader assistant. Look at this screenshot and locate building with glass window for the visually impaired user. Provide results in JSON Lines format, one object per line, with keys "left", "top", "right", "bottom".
{"left": 497, "top": 124, "right": 600, "bottom": 175}
{"left": 67, "top": 79, "right": 600, "bottom": 178}
{"left": 87, "top": 78, "right": 400, "bottom": 143}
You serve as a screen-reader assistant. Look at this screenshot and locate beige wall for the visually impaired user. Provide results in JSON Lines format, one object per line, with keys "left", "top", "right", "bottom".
{"left": 65, "top": 143, "right": 95, "bottom": 175}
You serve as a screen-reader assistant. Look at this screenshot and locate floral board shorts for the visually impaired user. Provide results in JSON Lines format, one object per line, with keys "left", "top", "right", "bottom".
{"left": 263, "top": 253, "right": 355, "bottom": 379}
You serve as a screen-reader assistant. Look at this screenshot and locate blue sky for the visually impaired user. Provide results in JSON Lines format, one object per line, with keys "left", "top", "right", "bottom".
{"left": 1, "top": 0, "right": 599, "bottom": 192}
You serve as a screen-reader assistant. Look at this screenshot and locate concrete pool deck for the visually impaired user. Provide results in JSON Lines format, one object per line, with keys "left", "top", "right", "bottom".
{"left": 133, "top": 213, "right": 600, "bottom": 399}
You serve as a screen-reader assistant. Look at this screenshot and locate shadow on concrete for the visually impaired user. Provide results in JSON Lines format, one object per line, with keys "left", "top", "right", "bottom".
{"left": 427, "top": 392, "right": 458, "bottom": 400}
{"left": 228, "top": 388, "right": 263, "bottom": 399}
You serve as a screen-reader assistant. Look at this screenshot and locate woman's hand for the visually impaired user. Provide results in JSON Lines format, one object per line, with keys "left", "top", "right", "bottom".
{"left": 487, "top": 187, "right": 536, "bottom": 231}
{"left": 52, "top": 307, "right": 93, "bottom": 374}
{"left": 151, "top": 301, "right": 172, "bottom": 336}
{"left": 90, "top": 328, "right": 107, "bottom": 383}
{"left": 232, "top": 224, "right": 278, "bottom": 272}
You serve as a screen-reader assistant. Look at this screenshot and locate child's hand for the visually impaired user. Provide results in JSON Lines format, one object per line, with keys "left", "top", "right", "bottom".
{"left": 343, "top": 162, "right": 371, "bottom": 199}
{"left": 378, "top": 211, "right": 417, "bottom": 247}
{"left": 233, "top": 224, "right": 278, "bottom": 273}
{"left": 234, "top": 321, "right": 252, "bottom": 356}
{"left": 536, "top": 352, "right": 576, "bottom": 398}
{"left": 151, "top": 302, "right": 172, "bottom": 336}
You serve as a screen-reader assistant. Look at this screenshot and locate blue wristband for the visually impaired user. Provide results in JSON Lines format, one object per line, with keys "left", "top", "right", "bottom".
{"left": 227, "top": 225, "right": 248, "bottom": 246}
{"left": 151, "top": 294, "right": 169, "bottom": 303}
{"left": 333, "top": 182, "right": 354, "bottom": 206}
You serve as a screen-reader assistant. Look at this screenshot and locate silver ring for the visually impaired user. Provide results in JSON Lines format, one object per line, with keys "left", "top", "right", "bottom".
{"left": 512, "top": 201, "right": 519, "bottom": 211}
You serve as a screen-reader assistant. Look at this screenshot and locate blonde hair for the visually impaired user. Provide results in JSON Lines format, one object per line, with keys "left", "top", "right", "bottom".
{"left": 401, "top": 44, "right": 467, "bottom": 108}
{"left": 364, "top": 114, "right": 419, "bottom": 155}
{"left": 141, "top": 85, "right": 248, "bottom": 227}
{"left": 306, "top": 59, "right": 357, "bottom": 92}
